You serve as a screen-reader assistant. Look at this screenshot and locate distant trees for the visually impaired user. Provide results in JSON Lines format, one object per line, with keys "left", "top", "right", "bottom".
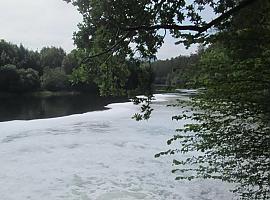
{"left": 41, "top": 67, "right": 69, "bottom": 91}
{"left": 61, "top": 50, "right": 78, "bottom": 74}
{"left": 152, "top": 54, "right": 200, "bottom": 87}
{"left": 0, "top": 64, "right": 40, "bottom": 92}
{"left": 0, "top": 40, "right": 147, "bottom": 94}
{"left": 0, "top": 41, "right": 18, "bottom": 66}
{"left": 0, "top": 40, "right": 41, "bottom": 72}
{"left": 40, "top": 47, "right": 66, "bottom": 69}
{"left": 17, "top": 68, "right": 40, "bottom": 92}
{"left": 0, "top": 40, "right": 72, "bottom": 93}
{"left": 17, "top": 45, "right": 41, "bottom": 73}
{"left": 0, "top": 64, "right": 19, "bottom": 92}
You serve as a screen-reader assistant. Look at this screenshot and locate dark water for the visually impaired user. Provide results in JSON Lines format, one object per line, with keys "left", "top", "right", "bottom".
{"left": 0, "top": 94, "right": 127, "bottom": 122}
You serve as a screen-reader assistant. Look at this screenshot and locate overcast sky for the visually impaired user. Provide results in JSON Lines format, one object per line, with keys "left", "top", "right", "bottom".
{"left": 0, "top": 0, "right": 196, "bottom": 60}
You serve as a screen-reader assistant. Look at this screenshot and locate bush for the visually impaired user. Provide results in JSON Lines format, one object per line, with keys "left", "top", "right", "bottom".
{"left": 0, "top": 65, "right": 40, "bottom": 92}
{"left": 17, "top": 68, "right": 40, "bottom": 92}
{"left": 0, "top": 64, "right": 20, "bottom": 92}
{"left": 41, "top": 67, "right": 70, "bottom": 91}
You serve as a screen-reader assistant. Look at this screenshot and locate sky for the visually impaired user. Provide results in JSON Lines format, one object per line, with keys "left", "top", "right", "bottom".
{"left": 0, "top": 0, "right": 196, "bottom": 60}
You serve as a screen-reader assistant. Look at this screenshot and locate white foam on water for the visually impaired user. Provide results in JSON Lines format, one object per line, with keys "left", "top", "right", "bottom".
{"left": 0, "top": 93, "right": 235, "bottom": 200}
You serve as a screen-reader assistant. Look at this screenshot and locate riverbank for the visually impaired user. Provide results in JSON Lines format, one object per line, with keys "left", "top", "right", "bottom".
{"left": 0, "top": 91, "right": 84, "bottom": 99}
{"left": 0, "top": 92, "right": 128, "bottom": 122}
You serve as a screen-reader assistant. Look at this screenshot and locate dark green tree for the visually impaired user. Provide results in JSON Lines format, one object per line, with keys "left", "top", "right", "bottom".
{"left": 0, "top": 40, "right": 42, "bottom": 74}
{"left": 151, "top": 54, "right": 199, "bottom": 87}
{"left": 0, "top": 40, "right": 18, "bottom": 66}
{"left": 61, "top": 50, "right": 78, "bottom": 74}
{"left": 41, "top": 67, "right": 70, "bottom": 91}
{"left": 17, "top": 68, "right": 40, "bottom": 92}
{"left": 40, "top": 47, "right": 66, "bottom": 69}
{"left": 0, "top": 64, "right": 20, "bottom": 92}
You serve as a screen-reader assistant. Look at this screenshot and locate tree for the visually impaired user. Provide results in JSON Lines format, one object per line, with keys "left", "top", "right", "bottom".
{"left": 0, "top": 40, "right": 42, "bottom": 74}
{"left": 0, "top": 64, "right": 40, "bottom": 93}
{"left": 156, "top": 1, "right": 270, "bottom": 199}
{"left": 64, "top": 0, "right": 258, "bottom": 94}
{"left": 64, "top": 0, "right": 270, "bottom": 199}
{"left": 41, "top": 67, "right": 70, "bottom": 91}
{"left": 61, "top": 50, "right": 78, "bottom": 74}
{"left": 160, "top": 44, "right": 270, "bottom": 200}
{"left": 64, "top": 0, "right": 257, "bottom": 55}
{"left": 40, "top": 47, "right": 66, "bottom": 69}
{"left": 151, "top": 54, "right": 199, "bottom": 87}
{"left": 0, "top": 40, "right": 18, "bottom": 66}
{"left": 0, "top": 64, "right": 20, "bottom": 92}
{"left": 17, "top": 45, "right": 41, "bottom": 74}
{"left": 17, "top": 68, "right": 40, "bottom": 92}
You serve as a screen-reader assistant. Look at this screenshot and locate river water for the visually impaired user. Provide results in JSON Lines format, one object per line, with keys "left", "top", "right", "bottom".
{"left": 0, "top": 93, "right": 234, "bottom": 200}
{"left": 0, "top": 94, "right": 126, "bottom": 122}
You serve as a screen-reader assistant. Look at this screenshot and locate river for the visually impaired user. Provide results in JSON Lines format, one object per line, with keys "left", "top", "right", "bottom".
{"left": 0, "top": 94, "right": 126, "bottom": 122}
{"left": 0, "top": 92, "right": 234, "bottom": 200}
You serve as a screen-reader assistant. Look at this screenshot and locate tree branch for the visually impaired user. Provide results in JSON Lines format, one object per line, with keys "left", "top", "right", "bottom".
{"left": 124, "top": 0, "right": 257, "bottom": 34}
{"left": 197, "top": 0, "right": 257, "bottom": 34}
{"left": 81, "top": 0, "right": 257, "bottom": 62}
{"left": 82, "top": 31, "right": 133, "bottom": 62}
{"left": 124, "top": 24, "right": 204, "bottom": 32}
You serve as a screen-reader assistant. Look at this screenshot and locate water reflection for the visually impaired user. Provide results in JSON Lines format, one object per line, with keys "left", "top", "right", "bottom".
{"left": 0, "top": 94, "right": 127, "bottom": 122}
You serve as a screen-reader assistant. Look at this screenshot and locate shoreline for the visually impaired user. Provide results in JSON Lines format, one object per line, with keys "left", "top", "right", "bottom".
{"left": 0, "top": 91, "right": 85, "bottom": 99}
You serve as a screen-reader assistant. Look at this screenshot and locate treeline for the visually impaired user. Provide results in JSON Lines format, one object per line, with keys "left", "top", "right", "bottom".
{"left": 151, "top": 50, "right": 201, "bottom": 88}
{"left": 0, "top": 39, "right": 87, "bottom": 93}
{"left": 0, "top": 40, "right": 148, "bottom": 95}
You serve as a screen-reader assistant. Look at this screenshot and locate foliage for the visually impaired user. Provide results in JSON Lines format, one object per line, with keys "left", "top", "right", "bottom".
{"left": 132, "top": 95, "right": 154, "bottom": 121}
{"left": 40, "top": 47, "right": 66, "bottom": 69}
{"left": 152, "top": 53, "right": 200, "bottom": 87}
{"left": 69, "top": 63, "right": 100, "bottom": 93}
{"left": 41, "top": 67, "right": 70, "bottom": 91}
{"left": 0, "top": 40, "right": 101, "bottom": 93}
{"left": 158, "top": 46, "right": 270, "bottom": 199}
{"left": 0, "top": 40, "right": 41, "bottom": 73}
{"left": 70, "top": 52, "right": 152, "bottom": 96}
{"left": 0, "top": 40, "right": 19, "bottom": 66}
{"left": 65, "top": 0, "right": 255, "bottom": 56}
{"left": 0, "top": 64, "right": 40, "bottom": 92}
{"left": 61, "top": 50, "right": 78, "bottom": 74}
{"left": 0, "top": 64, "right": 20, "bottom": 92}
{"left": 63, "top": 0, "right": 258, "bottom": 95}
{"left": 17, "top": 68, "right": 40, "bottom": 92}
{"left": 156, "top": 1, "right": 270, "bottom": 199}
{"left": 64, "top": 0, "right": 219, "bottom": 94}
{"left": 64, "top": 0, "right": 270, "bottom": 199}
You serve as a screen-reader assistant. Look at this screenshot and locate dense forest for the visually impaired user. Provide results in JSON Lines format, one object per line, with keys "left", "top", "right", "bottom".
{"left": 0, "top": 38, "right": 203, "bottom": 95}
{"left": 152, "top": 52, "right": 200, "bottom": 87}
{"left": 0, "top": 39, "right": 86, "bottom": 93}
{"left": 0, "top": 40, "right": 151, "bottom": 95}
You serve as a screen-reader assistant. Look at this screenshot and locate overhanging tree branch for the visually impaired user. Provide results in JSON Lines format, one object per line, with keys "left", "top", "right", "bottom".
{"left": 124, "top": 0, "right": 257, "bottom": 34}
{"left": 82, "top": 0, "right": 257, "bottom": 61}
{"left": 197, "top": 0, "right": 257, "bottom": 34}
{"left": 124, "top": 24, "right": 204, "bottom": 32}
{"left": 82, "top": 31, "right": 133, "bottom": 63}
